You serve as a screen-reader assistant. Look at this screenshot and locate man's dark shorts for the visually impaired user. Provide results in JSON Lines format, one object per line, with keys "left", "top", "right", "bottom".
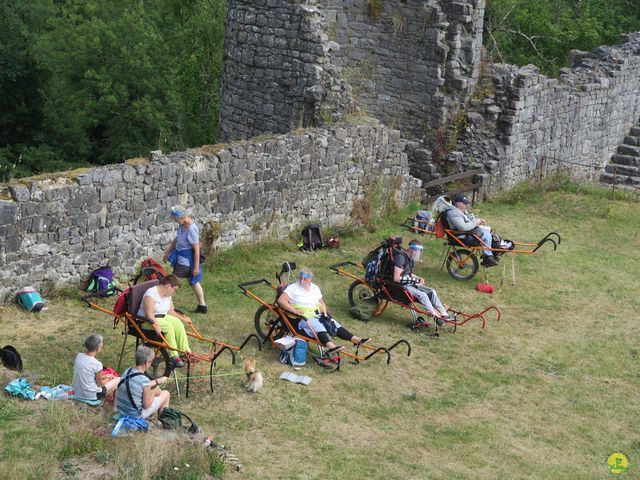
{"left": 172, "top": 263, "right": 191, "bottom": 279}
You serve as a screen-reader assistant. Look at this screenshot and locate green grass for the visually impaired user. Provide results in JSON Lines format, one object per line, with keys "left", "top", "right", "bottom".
{"left": 0, "top": 177, "right": 638, "bottom": 479}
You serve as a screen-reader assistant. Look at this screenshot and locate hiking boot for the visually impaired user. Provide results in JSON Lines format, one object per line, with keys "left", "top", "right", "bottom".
{"left": 195, "top": 305, "right": 208, "bottom": 314}
{"left": 482, "top": 255, "right": 499, "bottom": 267}
{"left": 169, "top": 356, "right": 184, "bottom": 369}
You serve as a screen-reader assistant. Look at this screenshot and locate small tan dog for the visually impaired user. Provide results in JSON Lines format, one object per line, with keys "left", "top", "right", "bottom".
{"left": 243, "top": 358, "right": 263, "bottom": 393}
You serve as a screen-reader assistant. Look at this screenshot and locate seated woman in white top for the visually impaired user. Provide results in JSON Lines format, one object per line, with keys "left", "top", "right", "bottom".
{"left": 277, "top": 267, "right": 370, "bottom": 355}
{"left": 137, "top": 274, "right": 193, "bottom": 368}
{"left": 72, "top": 334, "right": 119, "bottom": 402}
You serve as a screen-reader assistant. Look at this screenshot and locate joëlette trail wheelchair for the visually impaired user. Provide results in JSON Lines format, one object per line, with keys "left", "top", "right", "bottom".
{"left": 83, "top": 279, "right": 261, "bottom": 397}
{"left": 238, "top": 262, "right": 411, "bottom": 371}
{"left": 330, "top": 238, "right": 501, "bottom": 332}
{"left": 402, "top": 212, "right": 561, "bottom": 282}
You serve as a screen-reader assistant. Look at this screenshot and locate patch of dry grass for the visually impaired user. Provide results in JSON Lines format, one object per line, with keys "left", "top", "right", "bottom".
{"left": 0, "top": 185, "right": 638, "bottom": 479}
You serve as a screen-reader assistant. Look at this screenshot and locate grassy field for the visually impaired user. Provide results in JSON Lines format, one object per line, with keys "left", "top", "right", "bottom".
{"left": 1, "top": 179, "right": 638, "bottom": 479}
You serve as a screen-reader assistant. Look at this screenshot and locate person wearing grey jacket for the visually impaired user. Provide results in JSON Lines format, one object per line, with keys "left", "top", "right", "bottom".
{"left": 444, "top": 194, "right": 498, "bottom": 267}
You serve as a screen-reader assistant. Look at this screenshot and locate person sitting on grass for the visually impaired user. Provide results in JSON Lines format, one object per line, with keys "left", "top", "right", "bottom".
{"left": 116, "top": 346, "right": 170, "bottom": 420}
{"left": 392, "top": 239, "right": 453, "bottom": 326}
{"left": 137, "top": 274, "right": 193, "bottom": 368}
{"left": 278, "top": 267, "right": 370, "bottom": 355}
{"left": 71, "top": 333, "right": 120, "bottom": 403}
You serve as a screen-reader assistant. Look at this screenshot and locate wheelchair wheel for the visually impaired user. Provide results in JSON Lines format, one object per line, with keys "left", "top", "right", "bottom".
{"left": 348, "top": 280, "right": 376, "bottom": 307}
{"left": 146, "top": 346, "right": 171, "bottom": 379}
{"left": 254, "top": 304, "right": 286, "bottom": 341}
{"left": 446, "top": 248, "right": 479, "bottom": 281}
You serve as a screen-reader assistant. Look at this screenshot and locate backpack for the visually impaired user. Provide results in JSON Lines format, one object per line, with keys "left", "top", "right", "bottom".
{"left": 349, "top": 296, "right": 379, "bottom": 321}
{"left": 113, "top": 287, "right": 131, "bottom": 316}
{"left": 362, "top": 237, "right": 401, "bottom": 286}
{"left": 133, "top": 258, "right": 166, "bottom": 284}
{"left": 87, "top": 265, "right": 118, "bottom": 297}
{"left": 280, "top": 339, "right": 307, "bottom": 367}
{"left": 1, "top": 345, "right": 23, "bottom": 371}
{"left": 158, "top": 407, "right": 200, "bottom": 434}
{"left": 299, "top": 224, "right": 324, "bottom": 251}
{"left": 17, "top": 287, "right": 45, "bottom": 312}
{"left": 411, "top": 210, "right": 433, "bottom": 233}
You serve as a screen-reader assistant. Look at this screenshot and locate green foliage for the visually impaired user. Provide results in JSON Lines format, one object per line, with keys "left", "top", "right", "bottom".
{"left": 485, "top": 0, "right": 640, "bottom": 76}
{"left": 0, "top": 0, "right": 226, "bottom": 180}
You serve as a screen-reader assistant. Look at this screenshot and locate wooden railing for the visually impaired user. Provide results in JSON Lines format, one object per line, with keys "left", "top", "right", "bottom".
{"left": 421, "top": 169, "right": 483, "bottom": 206}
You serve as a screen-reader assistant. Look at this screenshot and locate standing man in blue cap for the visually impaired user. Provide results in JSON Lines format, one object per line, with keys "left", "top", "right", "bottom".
{"left": 444, "top": 194, "right": 498, "bottom": 267}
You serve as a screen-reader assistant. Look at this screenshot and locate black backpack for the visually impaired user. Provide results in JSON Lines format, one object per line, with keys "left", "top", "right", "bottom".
{"left": 1, "top": 345, "right": 23, "bottom": 371}
{"left": 300, "top": 224, "right": 324, "bottom": 251}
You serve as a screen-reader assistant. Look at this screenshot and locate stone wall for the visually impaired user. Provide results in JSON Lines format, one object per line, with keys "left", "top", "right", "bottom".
{"left": 218, "top": 0, "right": 349, "bottom": 142}
{"left": 0, "top": 124, "right": 420, "bottom": 302}
{"left": 218, "top": 0, "right": 485, "bottom": 143}
{"left": 457, "top": 33, "right": 640, "bottom": 190}
{"left": 322, "top": 0, "right": 485, "bottom": 138}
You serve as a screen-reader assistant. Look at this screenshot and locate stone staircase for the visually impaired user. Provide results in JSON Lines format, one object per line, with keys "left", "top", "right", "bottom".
{"left": 601, "top": 125, "right": 640, "bottom": 188}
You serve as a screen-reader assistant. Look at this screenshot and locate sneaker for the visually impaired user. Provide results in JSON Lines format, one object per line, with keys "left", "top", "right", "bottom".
{"left": 169, "top": 356, "right": 184, "bottom": 368}
{"left": 482, "top": 255, "right": 499, "bottom": 267}
{"left": 195, "top": 305, "right": 208, "bottom": 314}
{"left": 326, "top": 345, "right": 344, "bottom": 356}
{"left": 358, "top": 337, "right": 371, "bottom": 346}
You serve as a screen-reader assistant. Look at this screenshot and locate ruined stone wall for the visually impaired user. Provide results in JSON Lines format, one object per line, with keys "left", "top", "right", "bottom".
{"left": 218, "top": 0, "right": 485, "bottom": 143}
{"left": 321, "top": 0, "right": 485, "bottom": 138}
{"left": 0, "top": 124, "right": 420, "bottom": 302}
{"left": 459, "top": 33, "right": 640, "bottom": 190}
{"left": 218, "top": 0, "right": 349, "bottom": 142}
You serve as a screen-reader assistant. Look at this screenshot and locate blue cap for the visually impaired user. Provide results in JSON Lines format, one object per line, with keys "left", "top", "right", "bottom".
{"left": 453, "top": 194, "right": 470, "bottom": 204}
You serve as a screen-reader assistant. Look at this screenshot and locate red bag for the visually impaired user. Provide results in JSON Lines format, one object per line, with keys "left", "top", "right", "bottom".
{"left": 434, "top": 217, "right": 445, "bottom": 238}
{"left": 113, "top": 287, "right": 130, "bottom": 315}
{"left": 476, "top": 283, "right": 494, "bottom": 294}
{"left": 140, "top": 258, "right": 166, "bottom": 281}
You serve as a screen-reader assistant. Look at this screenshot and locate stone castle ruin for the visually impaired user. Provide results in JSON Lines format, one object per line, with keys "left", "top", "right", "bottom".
{"left": 1, "top": 0, "right": 639, "bottom": 300}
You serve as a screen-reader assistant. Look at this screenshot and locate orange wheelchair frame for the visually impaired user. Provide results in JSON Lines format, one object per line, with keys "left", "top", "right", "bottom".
{"left": 329, "top": 261, "right": 500, "bottom": 332}
{"left": 83, "top": 279, "right": 261, "bottom": 397}
{"left": 402, "top": 216, "right": 561, "bottom": 281}
{"left": 238, "top": 270, "right": 411, "bottom": 370}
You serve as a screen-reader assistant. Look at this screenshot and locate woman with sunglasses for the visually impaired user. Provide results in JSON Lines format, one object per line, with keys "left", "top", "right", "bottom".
{"left": 137, "top": 274, "right": 193, "bottom": 368}
{"left": 278, "top": 267, "right": 370, "bottom": 355}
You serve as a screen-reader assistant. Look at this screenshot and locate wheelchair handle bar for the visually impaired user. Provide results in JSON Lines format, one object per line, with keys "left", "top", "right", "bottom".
{"left": 238, "top": 278, "right": 272, "bottom": 294}
{"left": 328, "top": 261, "right": 359, "bottom": 273}
{"left": 532, "top": 231, "right": 561, "bottom": 253}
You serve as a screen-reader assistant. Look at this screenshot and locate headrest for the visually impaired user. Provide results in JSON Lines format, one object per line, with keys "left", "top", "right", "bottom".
{"left": 128, "top": 279, "right": 160, "bottom": 314}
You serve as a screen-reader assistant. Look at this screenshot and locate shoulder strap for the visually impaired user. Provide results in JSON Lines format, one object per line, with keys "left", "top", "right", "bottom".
{"left": 118, "top": 370, "right": 146, "bottom": 413}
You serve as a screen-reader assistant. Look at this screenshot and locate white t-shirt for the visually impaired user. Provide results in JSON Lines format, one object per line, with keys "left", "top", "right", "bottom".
{"left": 137, "top": 286, "right": 171, "bottom": 317}
{"left": 72, "top": 353, "right": 103, "bottom": 400}
{"left": 283, "top": 282, "right": 323, "bottom": 319}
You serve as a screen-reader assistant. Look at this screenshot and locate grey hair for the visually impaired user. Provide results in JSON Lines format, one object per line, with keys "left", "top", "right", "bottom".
{"left": 84, "top": 334, "right": 103, "bottom": 352}
{"left": 135, "top": 346, "right": 155, "bottom": 366}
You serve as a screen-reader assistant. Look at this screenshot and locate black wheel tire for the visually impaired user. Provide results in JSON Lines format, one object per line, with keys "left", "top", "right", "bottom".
{"left": 446, "top": 248, "right": 479, "bottom": 281}
{"left": 254, "top": 304, "right": 286, "bottom": 341}
{"left": 146, "top": 346, "right": 171, "bottom": 379}
{"left": 347, "top": 280, "right": 376, "bottom": 308}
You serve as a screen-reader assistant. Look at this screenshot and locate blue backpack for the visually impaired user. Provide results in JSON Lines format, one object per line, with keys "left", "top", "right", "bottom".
{"left": 280, "top": 339, "right": 308, "bottom": 367}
